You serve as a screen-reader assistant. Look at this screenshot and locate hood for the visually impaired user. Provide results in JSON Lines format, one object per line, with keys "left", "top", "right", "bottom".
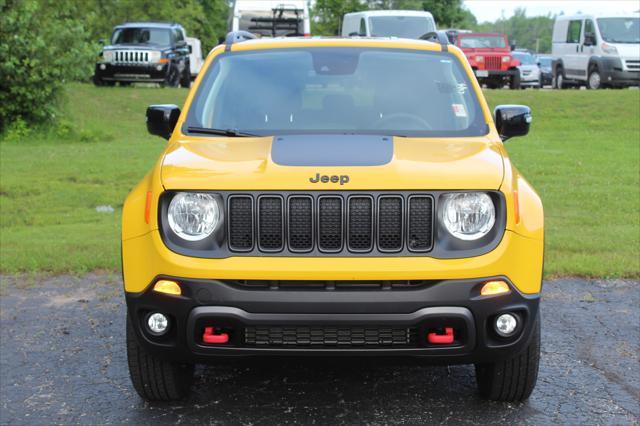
{"left": 517, "top": 65, "right": 539, "bottom": 72}
{"left": 461, "top": 47, "right": 510, "bottom": 54}
{"left": 160, "top": 135, "right": 505, "bottom": 191}
{"left": 104, "top": 44, "right": 169, "bottom": 50}
{"left": 607, "top": 43, "right": 640, "bottom": 59}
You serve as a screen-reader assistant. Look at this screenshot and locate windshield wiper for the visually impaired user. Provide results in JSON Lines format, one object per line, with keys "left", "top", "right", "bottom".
{"left": 187, "top": 126, "right": 258, "bottom": 137}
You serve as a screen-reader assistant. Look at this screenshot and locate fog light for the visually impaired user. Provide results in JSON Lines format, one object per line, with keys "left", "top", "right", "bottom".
{"left": 494, "top": 313, "right": 518, "bottom": 337}
{"left": 147, "top": 312, "right": 169, "bottom": 335}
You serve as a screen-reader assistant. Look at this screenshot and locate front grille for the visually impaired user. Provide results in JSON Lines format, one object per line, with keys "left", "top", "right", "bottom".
{"left": 227, "top": 193, "right": 434, "bottom": 255}
{"left": 225, "top": 279, "right": 436, "bottom": 291}
{"left": 485, "top": 56, "right": 502, "bottom": 70}
{"left": 244, "top": 325, "right": 417, "bottom": 347}
{"left": 625, "top": 60, "right": 640, "bottom": 71}
{"left": 112, "top": 50, "right": 152, "bottom": 65}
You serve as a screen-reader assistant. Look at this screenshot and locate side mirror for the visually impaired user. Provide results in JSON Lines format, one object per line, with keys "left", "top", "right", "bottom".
{"left": 146, "top": 105, "right": 180, "bottom": 140}
{"left": 494, "top": 105, "right": 531, "bottom": 141}
{"left": 584, "top": 33, "right": 596, "bottom": 46}
{"left": 188, "top": 45, "right": 192, "bottom": 54}
{"left": 98, "top": 38, "right": 105, "bottom": 45}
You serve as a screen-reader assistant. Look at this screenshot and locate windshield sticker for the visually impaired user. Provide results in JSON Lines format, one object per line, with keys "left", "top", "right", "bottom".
{"left": 452, "top": 104, "right": 467, "bottom": 118}
{"left": 456, "top": 83, "right": 467, "bottom": 94}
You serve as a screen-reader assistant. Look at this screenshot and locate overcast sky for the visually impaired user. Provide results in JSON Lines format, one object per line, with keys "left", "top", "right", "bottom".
{"left": 464, "top": 0, "right": 640, "bottom": 23}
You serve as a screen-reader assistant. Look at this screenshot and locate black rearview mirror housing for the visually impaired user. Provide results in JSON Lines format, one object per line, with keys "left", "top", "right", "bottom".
{"left": 146, "top": 105, "right": 180, "bottom": 140}
{"left": 494, "top": 105, "right": 532, "bottom": 141}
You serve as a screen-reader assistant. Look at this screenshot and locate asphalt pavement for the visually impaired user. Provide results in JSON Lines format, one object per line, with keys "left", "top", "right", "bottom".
{"left": 0, "top": 274, "right": 638, "bottom": 425}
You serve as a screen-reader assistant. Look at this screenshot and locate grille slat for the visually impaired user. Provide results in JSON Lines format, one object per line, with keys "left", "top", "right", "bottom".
{"left": 407, "top": 196, "right": 434, "bottom": 252}
{"left": 288, "top": 196, "right": 313, "bottom": 251}
{"left": 245, "top": 325, "right": 417, "bottom": 347}
{"left": 348, "top": 196, "right": 374, "bottom": 251}
{"left": 228, "top": 196, "right": 254, "bottom": 251}
{"left": 258, "top": 196, "right": 284, "bottom": 251}
{"left": 318, "top": 197, "right": 343, "bottom": 252}
{"left": 378, "top": 196, "right": 403, "bottom": 251}
{"left": 226, "top": 193, "right": 434, "bottom": 254}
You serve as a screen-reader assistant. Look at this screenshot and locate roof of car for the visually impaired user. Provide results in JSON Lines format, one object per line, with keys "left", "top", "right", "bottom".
{"left": 344, "top": 10, "right": 434, "bottom": 18}
{"left": 556, "top": 12, "right": 639, "bottom": 21}
{"left": 219, "top": 36, "right": 451, "bottom": 56}
{"left": 115, "top": 22, "right": 184, "bottom": 29}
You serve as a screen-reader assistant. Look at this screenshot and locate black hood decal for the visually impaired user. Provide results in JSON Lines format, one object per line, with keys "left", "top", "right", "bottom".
{"left": 271, "top": 135, "right": 393, "bottom": 167}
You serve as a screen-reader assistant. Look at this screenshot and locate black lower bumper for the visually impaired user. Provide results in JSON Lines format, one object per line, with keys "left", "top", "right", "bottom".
{"left": 94, "top": 63, "right": 169, "bottom": 82}
{"left": 126, "top": 276, "right": 540, "bottom": 364}
{"left": 602, "top": 70, "right": 640, "bottom": 86}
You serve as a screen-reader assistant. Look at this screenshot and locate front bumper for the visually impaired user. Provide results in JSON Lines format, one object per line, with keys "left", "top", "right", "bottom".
{"left": 94, "top": 63, "right": 169, "bottom": 82}
{"left": 126, "top": 276, "right": 539, "bottom": 364}
{"left": 598, "top": 57, "right": 640, "bottom": 86}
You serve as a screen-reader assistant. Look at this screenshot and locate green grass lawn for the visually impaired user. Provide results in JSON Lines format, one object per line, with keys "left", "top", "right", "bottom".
{"left": 1, "top": 83, "right": 639, "bottom": 278}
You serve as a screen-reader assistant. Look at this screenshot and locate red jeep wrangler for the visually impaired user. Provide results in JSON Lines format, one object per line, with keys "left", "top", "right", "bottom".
{"left": 457, "top": 33, "right": 521, "bottom": 89}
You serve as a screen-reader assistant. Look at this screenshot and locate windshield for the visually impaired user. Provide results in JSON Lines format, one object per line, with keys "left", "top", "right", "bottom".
{"left": 459, "top": 35, "right": 506, "bottom": 49}
{"left": 368, "top": 16, "right": 435, "bottom": 38}
{"left": 111, "top": 28, "right": 172, "bottom": 45}
{"left": 513, "top": 52, "right": 535, "bottom": 65}
{"left": 537, "top": 57, "right": 552, "bottom": 67}
{"left": 597, "top": 17, "right": 640, "bottom": 43}
{"left": 187, "top": 48, "right": 486, "bottom": 137}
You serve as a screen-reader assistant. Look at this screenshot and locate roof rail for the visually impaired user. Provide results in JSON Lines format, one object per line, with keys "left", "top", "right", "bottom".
{"left": 420, "top": 31, "right": 450, "bottom": 51}
{"left": 224, "top": 31, "right": 258, "bottom": 51}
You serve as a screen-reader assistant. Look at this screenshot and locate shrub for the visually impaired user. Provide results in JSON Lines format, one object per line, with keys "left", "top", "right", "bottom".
{"left": 0, "top": 0, "right": 95, "bottom": 132}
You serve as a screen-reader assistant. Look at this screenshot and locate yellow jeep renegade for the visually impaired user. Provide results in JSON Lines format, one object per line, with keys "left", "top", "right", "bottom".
{"left": 122, "top": 32, "right": 543, "bottom": 402}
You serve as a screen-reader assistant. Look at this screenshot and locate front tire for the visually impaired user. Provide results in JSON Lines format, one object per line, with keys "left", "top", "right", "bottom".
{"left": 180, "top": 61, "right": 191, "bottom": 88}
{"left": 160, "top": 65, "right": 180, "bottom": 88}
{"left": 587, "top": 67, "right": 602, "bottom": 89}
{"left": 475, "top": 317, "right": 540, "bottom": 402}
{"left": 555, "top": 69, "right": 566, "bottom": 89}
{"left": 126, "top": 315, "right": 194, "bottom": 401}
{"left": 509, "top": 73, "right": 521, "bottom": 90}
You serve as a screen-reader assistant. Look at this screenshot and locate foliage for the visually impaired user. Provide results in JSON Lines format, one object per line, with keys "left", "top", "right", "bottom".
{"left": 474, "top": 8, "right": 554, "bottom": 53}
{"left": 1, "top": 84, "right": 639, "bottom": 278}
{"left": 312, "top": 0, "right": 366, "bottom": 36}
{"left": 421, "top": 0, "right": 476, "bottom": 29}
{"left": 0, "top": 0, "right": 96, "bottom": 130}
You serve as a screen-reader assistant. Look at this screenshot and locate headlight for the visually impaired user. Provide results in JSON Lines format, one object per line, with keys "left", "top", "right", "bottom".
{"left": 102, "top": 51, "right": 114, "bottom": 63}
{"left": 440, "top": 192, "right": 495, "bottom": 240}
{"left": 502, "top": 56, "right": 510, "bottom": 63}
{"left": 475, "top": 55, "right": 484, "bottom": 62}
{"left": 149, "top": 50, "right": 162, "bottom": 63}
{"left": 167, "top": 192, "right": 220, "bottom": 241}
{"left": 601, "top": 42, "right": 618, "bottom": 55}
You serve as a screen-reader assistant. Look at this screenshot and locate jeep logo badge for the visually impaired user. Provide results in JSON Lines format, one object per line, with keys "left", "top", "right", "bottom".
{"left": 309, "top": 173, "right": 350, "bottom": 185}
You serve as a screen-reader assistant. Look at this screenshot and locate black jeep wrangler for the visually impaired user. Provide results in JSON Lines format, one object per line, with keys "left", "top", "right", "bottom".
{"left": 94, "top": 22, "right": 191, "bottom": 87}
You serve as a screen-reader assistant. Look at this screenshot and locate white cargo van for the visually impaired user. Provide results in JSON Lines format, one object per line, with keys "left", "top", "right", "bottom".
{"left": 186, "top": 37, "right": 203, "bottom": 79}
{"left": 230, "top": 0, "right": 311, "bottom": 37}
{"left": 551, "top": 13, "right": 639, "bottom": 89}
{"left": 341, "top": 10, "right": 436, "bottom": 39}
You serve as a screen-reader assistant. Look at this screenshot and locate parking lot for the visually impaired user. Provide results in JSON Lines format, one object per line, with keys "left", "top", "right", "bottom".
{"left": 1, "top": 274, "right": 638, "bottom": 425}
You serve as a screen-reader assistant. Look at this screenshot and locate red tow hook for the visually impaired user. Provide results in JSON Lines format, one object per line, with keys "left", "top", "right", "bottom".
{"left": 202, "top": 326, "right": 229, "bottom": 344}
{"left": 427, "top": 327, "right": 455, "bottom": 344}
